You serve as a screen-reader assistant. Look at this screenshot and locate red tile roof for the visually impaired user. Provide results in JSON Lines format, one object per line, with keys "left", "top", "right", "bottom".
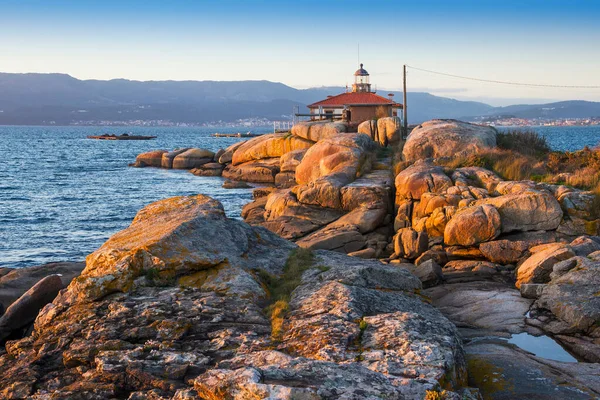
{"left": 308, "top": 92, "right": 403, "bottom": 108}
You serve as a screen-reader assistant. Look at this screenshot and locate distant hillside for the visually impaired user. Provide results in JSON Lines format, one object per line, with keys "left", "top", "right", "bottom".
{"left": 0, "top": 73, "right": 598, "bottom": 125}
{"left": 478, "top": 100, "right": 600, "bottom": 120}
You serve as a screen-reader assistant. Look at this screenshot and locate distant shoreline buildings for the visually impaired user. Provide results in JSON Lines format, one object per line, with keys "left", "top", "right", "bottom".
{"left": 473, "top": 117, "right": 600, "bottom": 127}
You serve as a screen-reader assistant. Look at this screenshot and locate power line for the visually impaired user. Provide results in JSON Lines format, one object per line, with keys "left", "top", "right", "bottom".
{"left": 406, "top": 65, "right": 600, "bottom": 89}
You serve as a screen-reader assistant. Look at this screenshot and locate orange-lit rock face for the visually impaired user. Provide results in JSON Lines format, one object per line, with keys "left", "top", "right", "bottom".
{"left": 133, "top": 149, "right": 167, "bottom": 167}
{"left": 294, "top": 133, "right": 375, "bottom": 210}
{"left": 475, "top": 190, "right": 563, "bottom": 233}
{"left": 402, "top": 119, "right": 497, "bottom": 162}
{"left": 295, "top": 133, "right": 372, "bottom": 186}
{"left": 516, "top": 243, "right": 575, "bottom": 288}
{"left": 395, "top": 162, "right": 453, "bottom": 204}
{"left": 64, "top": 195, "right": 290, "bottom": 304}
{"left": 172, "top": 148, "right": 215, "bottom": 169}
{"left": 231, "top": 133, "right": 313, "bottom": 166}
{"left": 291, "top": 121, "right": 347, "bottom": 142}
{"left": 444, "top": 204, "right": 502, "bottom": 247}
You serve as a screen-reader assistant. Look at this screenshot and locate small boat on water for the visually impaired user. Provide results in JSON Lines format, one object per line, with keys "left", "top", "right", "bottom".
{"left": 87, "top": 133, "right": 157, "bottom": 140}
{"left": 211, "top": 131, "right": 261, "bottom": 138}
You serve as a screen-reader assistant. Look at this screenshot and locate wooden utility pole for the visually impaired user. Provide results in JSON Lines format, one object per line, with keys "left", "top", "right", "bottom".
{"left": 403, "top": 64, "right": 408, "bottom": 139}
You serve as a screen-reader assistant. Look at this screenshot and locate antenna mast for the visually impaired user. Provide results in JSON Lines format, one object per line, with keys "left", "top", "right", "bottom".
{"left": 403, "top": 64, "right": 408, "bottom": 139}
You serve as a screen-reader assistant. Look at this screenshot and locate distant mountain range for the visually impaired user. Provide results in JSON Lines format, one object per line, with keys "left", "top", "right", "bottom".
{"left": 1, "top": 73, "right": 599, "bottom": 125}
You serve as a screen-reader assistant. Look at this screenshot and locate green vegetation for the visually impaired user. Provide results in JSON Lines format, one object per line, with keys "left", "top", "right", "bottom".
{"left": 496, "top": 129, "right": 551, "bottom": 157}
{"left": 376, "top": 146, "right": 393, "bottom": 159}
{"left": 359, "top": 319, "right": 368, "bottom": 332}
{"left": 424, "top": 390, "right": 452, "bottom": 400}
{"left": 354, "top": 318, "right": 368, "bottom": 362}
{"left": 591, "top": 188, "right": 600, "bottom": 220}
{"left": 437, "top": 129, "right": 600, "bottom": 193}
{"left": 259, "top": 248, "right": 316, "bottom": 341}
{"left": 316, "top": 265, "right": 330, "bottom": 272}
{"left": 439, "top": 149, "right": 542, "bottom": 181}
{"left": 266, "top": 300, "right": 289, "bottom": 340}
{"left": 144, "top": 267, "right": 160, "bottom": 284}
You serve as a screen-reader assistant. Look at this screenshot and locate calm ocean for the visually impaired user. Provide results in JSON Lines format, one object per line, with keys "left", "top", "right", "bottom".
{"left": 1, "top": 125, "right": 599, "bottom": 268}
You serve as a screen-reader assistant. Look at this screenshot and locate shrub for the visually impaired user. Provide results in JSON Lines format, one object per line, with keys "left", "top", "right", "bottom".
{"left": 493, "top": 155, "right": 533, "bottom": 181}
{"left": 424, "top": 390, "right": 451, "bottom": 400}
{"left": 436, "top": 148, "right": 541, "bottom": 182}
{"left": 591, "top": 183, "right": 600, "bottom": 220}
{"left": 265, "top": 300, "right": 289, "bottom": 341}
{"left": 496, "top": 129, "right": 551, "bottom": 158}
{"left": 566, "top": 167, "right": 600, "bottom": 190}
{"left": 547, "top": 146, "right": 600, "bottom": 174}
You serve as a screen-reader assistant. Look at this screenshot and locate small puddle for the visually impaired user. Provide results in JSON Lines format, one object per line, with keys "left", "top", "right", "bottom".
{"left": 507, "top": 333, "right": 578, "bottom": 363}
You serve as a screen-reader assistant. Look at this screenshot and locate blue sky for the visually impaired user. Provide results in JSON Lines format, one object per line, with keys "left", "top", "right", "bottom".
{"left": 1, "top": 0, "right": 599, "bottom": 105}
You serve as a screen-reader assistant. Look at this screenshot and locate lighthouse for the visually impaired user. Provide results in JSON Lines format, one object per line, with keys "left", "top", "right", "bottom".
{"left": 352, "top": 63, "right": 371, "bottom": 93}
{"left": 306, "top": 62, "right": 402, "bottom": 125}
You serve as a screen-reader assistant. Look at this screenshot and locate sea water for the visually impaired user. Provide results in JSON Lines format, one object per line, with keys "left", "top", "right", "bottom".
{"left": 1, "top": 125, "right": 599, "bottom": 268}
{"left": 0, "top": 125, "right": 271, "bottom": 268}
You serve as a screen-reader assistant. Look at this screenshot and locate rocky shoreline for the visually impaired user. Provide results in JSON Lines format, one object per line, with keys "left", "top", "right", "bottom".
{"left": 1, "top": 118, "right": 599, "bottom": 399}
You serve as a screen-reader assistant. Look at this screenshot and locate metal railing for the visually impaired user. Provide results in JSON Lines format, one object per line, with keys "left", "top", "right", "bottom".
{"left": 273, "top": 121, "right": 294, "bottom": 133}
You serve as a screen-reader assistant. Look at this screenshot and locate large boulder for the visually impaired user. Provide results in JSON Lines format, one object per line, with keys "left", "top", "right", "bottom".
{"left": 296, "top": 225, "right": 366, "bottom": 253}
{"left": 295, "top": 133, "right": 375, "bottom": 185}
{"left": 444, "top": 205, "right": 501, "bottom": 246}
{"left": 132, "top": 150, "right": 167, "bottom": 168}
{"left": 274, "top": 172, "right": 296, "bottom": 188}
{"left": 0, "top": 275, "right": 63, "bottom": 341}
{"left": 358, "top": 119, "right": 378, "bottom": 142}
{"left": 222, "top": 158, "right": 280, "bottom": 183}
{"left": 377, "top": 116, "right": 402, "bottom": 147}
{"left": 232, "top": 133, "right": 313, "bottom": 165}
{"left": 393, "top": 228, "right": 428, "bottom": 259}
{"left": 403, "top": 119, "right": 496, "bottom": 162}
{"left": 357, "top": 117, "right": 401, "bottom": 147}
{"left": 395, "top": 162, "right": 452, "bottom": 203}
{"left": 295, "top": 133, "right": 376, "bottom": 209}
{"left": 556, "top": 189, "right": 600, "bottom": 236}
{"left": 68, "top": 195, "right": 290, "bottom": 303}
{"left": 280, "top": 148, "right": 307, "bottom": 172}
{"left": 442, "top": 260, "right": 503, "bottom": 283}
{"left": 340, "top": 169, "right": 393, "bottom": 211}
{"left": 260, "top": 189, "right": 344, "bottom": 239}
{"left": 476, "top": 190, "right": 563, "bottom": 233}
{"left": 218, "top": 141, "right": 246, "bottom": 164}
{"left": 516, "top": 243, "right": 575, "bottom": 288}
{"left": 172, "top": 148, "right": 215, "bottom": 169}
{"left": 452, "top": 167, "right": 503, "bottom": 192}
{"left": 478, "top": 231, "right": 559, "bottom": 264}
{"left": 570, "top": 235, "right": 600, "bottom": 256}
{"left": 290, "top": 121, "right": 347, "bottom": 142}
{"left": 161, "top": 148, "right": 190, "bottom": 169}
{"left": 413, "top": 192, "right": 462, "bottom": 221}
{"left": 479, "top": 239, "right": 531, "bottom": 265}
{"left": 535, "top": 257, "right": 600, "bottom": 340}
{"left": 401, "top": 260, "right": 444, "bottom": 288}
{"left": 190, "top": 162, "right": 224, "bottom": 177}
{"left": 322, "top": 206, "right": 388, "bottom": 235}
{"left": 425, "top": 206, "right": 457, "bottom": 238}
{"left": 0, "top": 261, "right": 85, "bottom": 310}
